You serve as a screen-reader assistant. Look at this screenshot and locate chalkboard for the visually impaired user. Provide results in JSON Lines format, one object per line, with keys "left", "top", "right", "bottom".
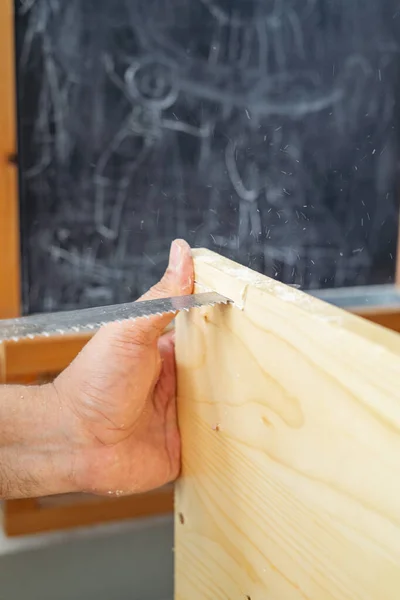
{"left": 15, "top": 0, "right": 400, "bottom": 314}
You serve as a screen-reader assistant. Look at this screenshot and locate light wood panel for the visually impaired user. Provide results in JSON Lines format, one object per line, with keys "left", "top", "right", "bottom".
{"left": 0, "top": 0, "right": 21, "bottom": 319}
{"left": 174, "top": 248, "right": 400, "bottom": 600}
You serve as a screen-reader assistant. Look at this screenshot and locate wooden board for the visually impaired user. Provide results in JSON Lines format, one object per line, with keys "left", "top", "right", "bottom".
{"left": 4, "top": 487, "right": 173, "bottom": 537}
{"left": 353, "top": 307, "right": 400, "bottom": 335}
{"left": 174, "top": 248, "right": 400, "bottom": 600}
{"left": 2, "top": 322, "right": 174, "bottom": 382}
{"left": 2, "top": 333, "right": 92, "bottom": 382}
{"left": 0, "top": 0, "right": 21, "bottom": 319}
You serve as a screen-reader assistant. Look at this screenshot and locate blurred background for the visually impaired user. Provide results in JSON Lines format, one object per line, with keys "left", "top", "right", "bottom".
{"left": 15, "top": 0, "right": 400, "bottom": 314}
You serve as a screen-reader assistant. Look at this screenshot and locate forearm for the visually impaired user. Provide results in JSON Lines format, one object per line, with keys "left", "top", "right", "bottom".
{"left": 0, "top": 384, "right": 77, "bottom": 499}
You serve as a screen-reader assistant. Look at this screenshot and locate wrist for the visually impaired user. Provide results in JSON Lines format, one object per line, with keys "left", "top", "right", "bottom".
{"left": 0, "top": 383, "right": 79, "bottom": 499}
{"left": 32, "top": 382, "right": 80, "bottom": 497}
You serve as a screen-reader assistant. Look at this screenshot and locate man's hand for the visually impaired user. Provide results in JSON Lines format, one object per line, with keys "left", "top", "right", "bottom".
{"left": 55, "top": 239, "right": 193, "bottom": 495}
{"left": 0, "top": 240, "right": 193, "bottom": 499}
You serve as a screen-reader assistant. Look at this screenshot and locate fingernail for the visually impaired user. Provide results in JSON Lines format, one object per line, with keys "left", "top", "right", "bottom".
{"left": 169, "top": 240, "right": 182, "bottom": 271}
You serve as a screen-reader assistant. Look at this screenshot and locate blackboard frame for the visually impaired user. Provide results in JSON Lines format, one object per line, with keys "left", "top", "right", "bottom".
{"left": 0, "top": 0, "right": 20, "bottom": 320}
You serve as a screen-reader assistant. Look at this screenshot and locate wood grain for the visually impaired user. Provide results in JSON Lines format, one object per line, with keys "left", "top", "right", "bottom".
{"left": 174, "top": 248, "right": 400, "bottom": 600}
{"left": 0, "top": 0, "right": 21, "bottom": 318}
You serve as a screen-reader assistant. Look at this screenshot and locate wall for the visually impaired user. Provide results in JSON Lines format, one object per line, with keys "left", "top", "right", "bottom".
{"left": 0, "top": 512, "right": 174, "bottom": 600}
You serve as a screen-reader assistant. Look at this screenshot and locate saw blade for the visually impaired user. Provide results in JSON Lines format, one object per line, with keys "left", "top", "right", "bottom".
{"left": 0, "top": 292, "right": 229, "bottom": 343}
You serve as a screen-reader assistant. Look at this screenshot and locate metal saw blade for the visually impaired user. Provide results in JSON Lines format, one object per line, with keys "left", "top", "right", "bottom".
{"left": 0, "top": 292, "right": 229, "bottom": 343}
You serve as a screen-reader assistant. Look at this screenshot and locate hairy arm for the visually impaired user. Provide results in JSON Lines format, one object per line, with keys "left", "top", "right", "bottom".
{"left": 0, "top": 383, "right": 76, "bottom": 499}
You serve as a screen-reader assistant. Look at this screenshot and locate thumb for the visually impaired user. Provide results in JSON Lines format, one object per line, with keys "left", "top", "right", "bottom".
{"left": 139, "top": 239, "right": 193, "bottom": 303}
{"left": 119, "top": 239, "right": 194, "bottom": 345}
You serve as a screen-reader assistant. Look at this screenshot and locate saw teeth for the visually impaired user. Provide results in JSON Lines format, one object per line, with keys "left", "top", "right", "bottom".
{"left": 0, "top": 294, "right": 228, "bottom": 342}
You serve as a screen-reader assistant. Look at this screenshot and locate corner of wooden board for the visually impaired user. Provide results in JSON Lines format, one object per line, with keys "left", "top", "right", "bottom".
{"left": 191, "top": 248, "right": 400, "bottom": 357}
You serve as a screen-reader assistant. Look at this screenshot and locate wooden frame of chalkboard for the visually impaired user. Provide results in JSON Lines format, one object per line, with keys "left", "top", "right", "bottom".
{"left": 0, "top": 0, "right": 20, "bottom": 320}
{"left": 1, "top": 0, "right": 400, "bottom": 536}
{"left": 3, "top": 486, "right": 173, "bottom": 537}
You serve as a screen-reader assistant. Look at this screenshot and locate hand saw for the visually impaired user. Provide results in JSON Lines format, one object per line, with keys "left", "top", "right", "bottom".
{"left": 0, "top": 292, "right": 229, "bottom": 343}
